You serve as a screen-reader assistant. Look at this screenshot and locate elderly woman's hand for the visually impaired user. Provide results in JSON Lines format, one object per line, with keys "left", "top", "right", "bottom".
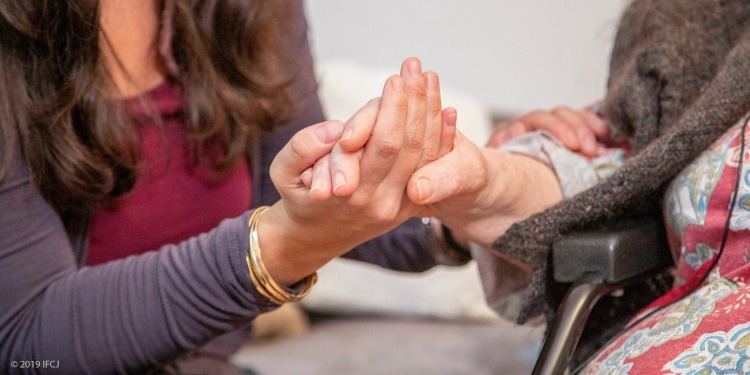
{"left": 408, "top": 130, "right": 564, "bottom": 248}
{"left": 258, "top": 58, "right": 452, "bottom": 286}
{"left": 487, "top": 106, "right": 609, "bottom": 156}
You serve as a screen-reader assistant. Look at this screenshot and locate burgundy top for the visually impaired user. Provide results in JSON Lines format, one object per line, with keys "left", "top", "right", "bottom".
{"left": 86, "top": 81, "right": 252, "bottom": 265}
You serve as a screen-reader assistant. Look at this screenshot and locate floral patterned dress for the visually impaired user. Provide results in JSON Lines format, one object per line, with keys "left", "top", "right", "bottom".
{"left": 503, "top": 119, "right": 750, "bottom": 374}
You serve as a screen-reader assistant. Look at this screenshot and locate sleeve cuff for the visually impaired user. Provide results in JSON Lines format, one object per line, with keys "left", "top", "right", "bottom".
{"left": 499, "top": 130, "right": 624, "bottom": 198}
{"left": 422, "top": 217, "right": 472, "bottom": 266}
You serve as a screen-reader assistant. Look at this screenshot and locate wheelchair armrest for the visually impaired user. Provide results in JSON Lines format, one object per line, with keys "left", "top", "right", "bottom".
{"left": 535, "top": 215, "right": 673, "bottom": 375}
{"left": 552, "top": 215, "right": 671, "bottom": 284}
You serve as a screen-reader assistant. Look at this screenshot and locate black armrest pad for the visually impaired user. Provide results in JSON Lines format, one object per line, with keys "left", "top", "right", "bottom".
{"left": 552, "top": 216, "right": 672, "bottom": 284}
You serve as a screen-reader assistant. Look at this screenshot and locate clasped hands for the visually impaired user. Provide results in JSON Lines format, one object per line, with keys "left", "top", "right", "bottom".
{"left": 261, "top": 57, "right": 561, "bottom": 286}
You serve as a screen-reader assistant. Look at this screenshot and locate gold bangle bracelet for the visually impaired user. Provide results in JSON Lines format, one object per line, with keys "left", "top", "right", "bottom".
{"left": 246, "top": 206, "right": 317, "bottom": 304}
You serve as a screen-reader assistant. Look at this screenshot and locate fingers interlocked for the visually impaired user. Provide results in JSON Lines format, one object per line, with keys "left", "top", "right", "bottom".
{"left": 304, "top": 57, "right": 457, "bottom": 210}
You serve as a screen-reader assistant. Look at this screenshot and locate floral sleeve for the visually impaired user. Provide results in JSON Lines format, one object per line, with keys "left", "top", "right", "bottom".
{"left": 499, "top": 130, "right": 625, "bottom": 198}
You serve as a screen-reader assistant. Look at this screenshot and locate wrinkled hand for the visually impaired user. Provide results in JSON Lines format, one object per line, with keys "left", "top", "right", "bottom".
{"left": 408, "top": 130, "right": 564, "bottom": 248}
{"left": 487, "top": 106, "right": 608, "bottom": 156}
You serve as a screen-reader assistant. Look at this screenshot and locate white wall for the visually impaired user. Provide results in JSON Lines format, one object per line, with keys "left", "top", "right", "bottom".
{"left": 304, "top": 0, "right": 628, "bottom": 115}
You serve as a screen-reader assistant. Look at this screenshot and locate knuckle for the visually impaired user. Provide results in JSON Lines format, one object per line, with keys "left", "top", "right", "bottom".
{"left": 501, "top": 120, "right": 518, "bottom": 130}
{"left": 360, "top": 198, "right": 401, "bottom": 224}
{"left": 348, "top": 195, "right": 367, "bottom": 209}
{"left": 427, "top": 99, "right": 441, "bottom": 113}
{"left": 421, "top": 148, "right": 439, "bottom": 164}
{"left": 551, "top": 119, "right": 568, "bottom": 128}
{"left": 409, "top": 85, "right": 428, "bottom": 101}
{"left": 526, "top": 110, "right": 545, "bottom": 119}
{"left": 403, "top": 132, "right": 424, "bottom": 152}
{"left": 512, "top": 120, "right": 528, "bottom": 131}
{"left": 393, "top": 96, "right": 409, "bottom": 113}
{"left": 374, "top": 138, "right": 401, "bottom": 159}
{"left": 374, "top": 202, "right": 399, "bottom": 222}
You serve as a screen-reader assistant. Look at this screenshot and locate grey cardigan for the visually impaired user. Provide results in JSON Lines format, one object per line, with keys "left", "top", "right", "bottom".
{"left": 0, "top": 2, "right": 453, "bottom": 373}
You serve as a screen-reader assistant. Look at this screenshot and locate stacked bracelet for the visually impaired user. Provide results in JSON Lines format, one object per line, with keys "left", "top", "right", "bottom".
{"left": 246, "top": 206, "right": 317, "bottom": 304}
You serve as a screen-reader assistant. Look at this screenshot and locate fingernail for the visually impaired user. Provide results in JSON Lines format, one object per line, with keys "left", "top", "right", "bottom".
{"left": 316, "top": 121, "right": 343, "bottom": 143}
{"left": 425, "top": 73, "right": 439, "bottom": 92}
{"left": 447, "top": 113, "right": 457, "bottom": 127}
{"left": 310, "top": 185, "right": 322, "bottom": 197}
{"left": 391, "top": 76, "right": 404, "bottom": 93}
{"left": 416, "top": 179, "right": 433, "bottom": 201}
{"left": 341, "top": 125, "right": 354, "bottom": 141}
{"left": 301, "top": 170, "right": 311, "bottom": 180}
{"left": 333, "top": 172, "right": 346, "bottom": 192}
{"left": 408, "top": 59, "right": 421, "bottom": 77}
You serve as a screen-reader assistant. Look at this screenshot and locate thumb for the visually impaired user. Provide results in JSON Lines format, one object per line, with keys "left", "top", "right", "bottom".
{"left": 408, "top": 131, "right": 484, "bottom": 205}
{"left": 270, "top": 120, "right": 344, "bottom": 184}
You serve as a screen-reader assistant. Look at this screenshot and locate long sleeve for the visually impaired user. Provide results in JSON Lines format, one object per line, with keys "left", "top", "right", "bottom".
{"left": 340, "top": 218, "right": 442, "bottom": 272}
{"left": 0, "top": 154, "right": 278, "bottom": 374}
{"left": 500, "top": 130, "right": 625, "bottom": 198}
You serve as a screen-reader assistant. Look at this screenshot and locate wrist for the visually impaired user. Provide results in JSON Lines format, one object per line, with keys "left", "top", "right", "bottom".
{"left": 246, "top": 206, "right": 318, "bottom": 304}
{"left": 487, "top": 148, "right": 563, "bottom": 215}
{"left": 429, "top": 148, "right": 506, "bottom": 247}
{"left": 257, "top": 202, "right": 342, "bottom": 286}
{"left": 477, "top": 148, "right": 513, "bottom": 212}
{"left": 435, "top": 148, "right": 562, "bottom": 247}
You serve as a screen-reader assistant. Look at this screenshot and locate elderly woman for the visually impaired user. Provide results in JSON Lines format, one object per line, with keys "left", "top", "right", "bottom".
{"left": 312, "top": 0, "right": 750, "bottom": 373}
{"left": 450, "top": 0, "right": 750, "bottom": 373}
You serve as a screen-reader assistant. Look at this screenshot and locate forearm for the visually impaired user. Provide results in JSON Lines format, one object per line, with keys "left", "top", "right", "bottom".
{"left": 493, "top": 149, "right": 564, "bottom": 222}
{"left": 0, "top": 167, "right": 271, "bottom": 374}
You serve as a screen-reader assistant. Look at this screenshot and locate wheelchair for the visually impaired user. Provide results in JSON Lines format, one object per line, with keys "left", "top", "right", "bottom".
{"left": 532, "top": 214, "right": 673, "bottom": 374}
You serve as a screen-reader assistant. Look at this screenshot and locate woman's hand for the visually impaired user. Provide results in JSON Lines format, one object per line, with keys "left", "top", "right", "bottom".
{"left": 259, "top": 58, "right": 451, "bottom": 286}
{"left": 300, "top": 66, "right": 456, "bottom": 200}
{"left": 487, "top": 106, "right": 608, "bottom": 156}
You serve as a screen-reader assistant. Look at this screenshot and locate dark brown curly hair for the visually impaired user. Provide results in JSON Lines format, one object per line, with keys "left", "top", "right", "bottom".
{"left": 0, "top": 0, "right": 298, "bottom": 212}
